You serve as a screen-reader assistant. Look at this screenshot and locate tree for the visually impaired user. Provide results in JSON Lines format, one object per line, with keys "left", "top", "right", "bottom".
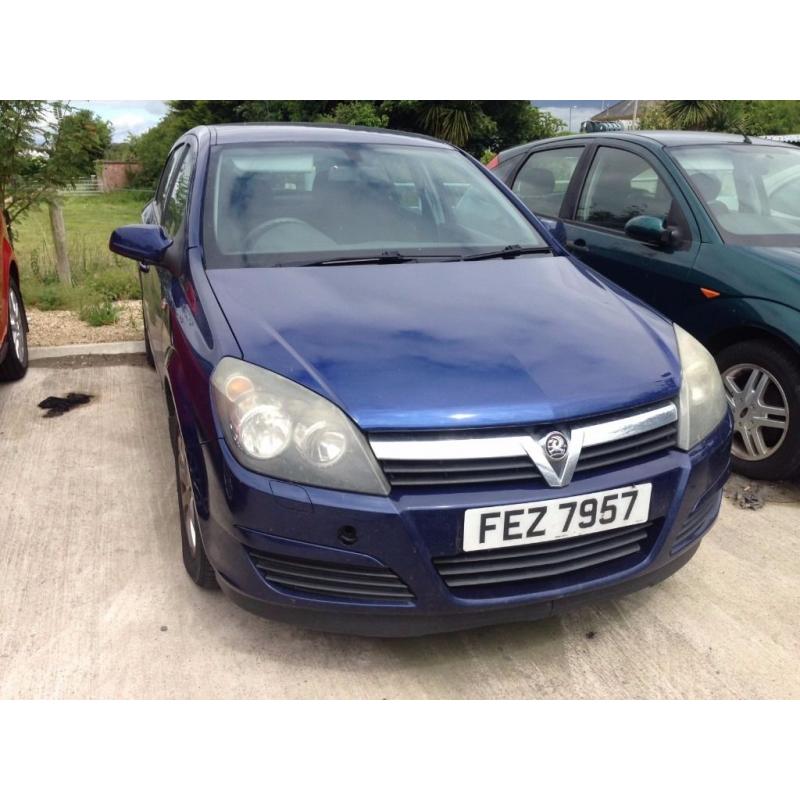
{"left": 662, "top": 101, "right": 726, "bottom": 130}
{"left": 128, "top": 100, "right": 567, "bottom": 189}
{"left": 0, "top": 101, "right": 112, "bottom": 283}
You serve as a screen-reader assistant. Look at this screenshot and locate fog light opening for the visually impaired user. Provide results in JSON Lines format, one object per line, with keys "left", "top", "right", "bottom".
{"left": 337, "top": 525, "right": 358, "bottom": 545}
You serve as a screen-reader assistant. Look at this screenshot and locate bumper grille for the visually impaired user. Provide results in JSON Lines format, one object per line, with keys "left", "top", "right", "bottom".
{"left": 434, "top": 520, "right": 658, "bottom": 598}
{"left": 248, "top": 549, "right": 414, "bottom": 603}
{"left": 671, "top": 489, "right": 722, "bottom": 554}
{"left": 376, "top": 422, "right": 678, "bottom": 489}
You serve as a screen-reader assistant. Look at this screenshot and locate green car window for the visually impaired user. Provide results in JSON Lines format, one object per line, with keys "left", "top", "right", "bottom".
{"left": 577, "top": 147, "right": 672, "bottom": 231}
{"left": 670, "top": 143, "right": 800, "bottom": 244}
{"left": 512, "top": 147, "right": 584, "bottom": 218}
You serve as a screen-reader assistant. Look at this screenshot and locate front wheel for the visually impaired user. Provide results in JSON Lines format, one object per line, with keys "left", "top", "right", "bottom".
{"left": 170, "top": 414, "right": 218, "bottom": 589}
{"left": 717, "top": 339, "right": 800, "bottom": 481}
{"left": 0, "top": 278, "right": 29, "bottom": 381}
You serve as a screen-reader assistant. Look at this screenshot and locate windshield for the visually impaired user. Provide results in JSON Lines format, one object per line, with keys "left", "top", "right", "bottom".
{"left": 202, "top": 142, "right": 546, "bottom": 267}
{"left": 669, "top": 143, "right": 800, "bottom": 245}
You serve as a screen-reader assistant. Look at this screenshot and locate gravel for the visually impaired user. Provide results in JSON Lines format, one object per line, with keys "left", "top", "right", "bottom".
{"left": 27, "top": 301, "right": 145, "bottom": 347}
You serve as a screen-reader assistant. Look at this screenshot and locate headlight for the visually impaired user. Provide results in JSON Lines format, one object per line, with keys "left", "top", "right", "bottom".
{"left": 211, "top": 358, "right": 389, "bottom": 495}
{"left": 675, "top": 325, "right": 728, "bottom": 450}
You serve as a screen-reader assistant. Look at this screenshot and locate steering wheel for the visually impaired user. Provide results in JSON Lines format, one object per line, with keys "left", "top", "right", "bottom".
{"left": 243, "top": 218, "right": 318, "bottom": 251}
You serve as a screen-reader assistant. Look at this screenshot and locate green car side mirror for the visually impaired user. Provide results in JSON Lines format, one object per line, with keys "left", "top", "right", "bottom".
{"left": 625, "top": 215, "right": 681, "bottom": 248}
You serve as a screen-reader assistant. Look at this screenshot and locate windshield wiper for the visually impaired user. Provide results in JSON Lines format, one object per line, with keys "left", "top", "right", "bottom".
{"left": 274, "top": 251, "right": 461, "bottom": 268}
{"left": 463, "top": 244, "right": 551, "bottom": 261}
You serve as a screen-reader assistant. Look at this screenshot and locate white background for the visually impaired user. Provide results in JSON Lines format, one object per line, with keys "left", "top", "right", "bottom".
{"left": 2, "top": 2, "right": 797, "bottom": 796}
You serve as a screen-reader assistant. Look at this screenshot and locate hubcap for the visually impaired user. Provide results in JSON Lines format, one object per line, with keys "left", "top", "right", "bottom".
{"left": 722, "top": 362, "right": 789, "bottom": 461}
{"left": 8, "top": 288, "right": 26, "bottom": 363}
{"left": 177, "top": 432, "right": 198, "bottom": 553}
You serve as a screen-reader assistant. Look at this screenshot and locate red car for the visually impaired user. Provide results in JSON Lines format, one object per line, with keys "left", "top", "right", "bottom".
{"left": 0, "top": 211, "right": 28, "bottom": 380}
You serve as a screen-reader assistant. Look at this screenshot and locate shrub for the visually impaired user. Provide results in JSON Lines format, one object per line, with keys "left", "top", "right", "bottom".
{"left": 78, "top": 299, "right": 119, "bottom": 327}
{"left": 87, "top": 267, "right": 141, "bottom": 302}
{"left": 26, "top": 283, "right": 71, "bottom": 310}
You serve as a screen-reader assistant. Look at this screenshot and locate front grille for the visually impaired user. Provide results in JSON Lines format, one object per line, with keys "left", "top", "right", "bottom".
{"left": 670, "top": 489, "right": 722, "bottom": 554}
{"left": 433, "top": 520, "right": 659, "bottom": 598}
{"left": 576, "top": 422, "right": 678, "bottom": 474}
{"left": 248, "top": 549, "right": 414, "bottom": 603}
{"left": 375, "top": 411, "right": 678, "bottom": 489}
{"left": 380, "top": 456, "right": 540, "bottom": 487}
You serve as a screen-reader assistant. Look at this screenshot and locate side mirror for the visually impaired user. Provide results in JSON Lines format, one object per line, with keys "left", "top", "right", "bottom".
{"left": 109, "top": 224, "right": 173, "bottom": 265}
{"left": 624, "top": 215, "right": 680, "bottom": 248}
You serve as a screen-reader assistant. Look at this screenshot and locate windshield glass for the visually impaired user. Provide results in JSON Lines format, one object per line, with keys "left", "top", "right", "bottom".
{"left": 669, "top": 143, "right": 800, "bottom": 245}
{"left": 202, "top": 142, "right": 546, "bottom": 267}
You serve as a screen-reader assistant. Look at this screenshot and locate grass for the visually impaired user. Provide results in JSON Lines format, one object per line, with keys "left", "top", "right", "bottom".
{"left": 12, "top": 191, "right": 151, "bottom": 322}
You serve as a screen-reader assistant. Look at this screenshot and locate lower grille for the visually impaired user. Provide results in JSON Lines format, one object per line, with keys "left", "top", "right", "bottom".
{"left": 434, "top": 520, "right": 658, "bottom": 598}
{"left": 248, "top": 549, "right": 414, "bottom": 603}
{"left": 671, "top": 489, "right": 722, "bottom": 554}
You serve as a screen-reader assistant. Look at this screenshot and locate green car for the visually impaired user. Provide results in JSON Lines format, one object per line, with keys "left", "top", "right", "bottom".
{"left": 490, "top": 131, "right": 800, "bottom": 481}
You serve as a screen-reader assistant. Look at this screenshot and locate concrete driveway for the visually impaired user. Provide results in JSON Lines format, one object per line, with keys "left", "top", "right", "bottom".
{"left": 1, "top": 356, "right": 798, "bottom": 699}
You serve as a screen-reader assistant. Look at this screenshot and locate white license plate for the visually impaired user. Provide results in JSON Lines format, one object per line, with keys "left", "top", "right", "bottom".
{"left": 462, "top": 483, "right": 652, "bottom": 552}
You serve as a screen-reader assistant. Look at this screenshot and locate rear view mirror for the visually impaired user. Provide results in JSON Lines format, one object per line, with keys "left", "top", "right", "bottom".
{"left": 624, "top": 215, "right": 681, "bottom": 248}
{"left": 109, "top": 224, "right": 173, "bottom": 265}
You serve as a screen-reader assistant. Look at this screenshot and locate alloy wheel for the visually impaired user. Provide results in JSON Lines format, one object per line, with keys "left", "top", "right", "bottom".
{"left": 722, "top": 362, "right": 789, "bottom": 461}
{"left": 9, "top": 287, "right": 26, "bottom": 363}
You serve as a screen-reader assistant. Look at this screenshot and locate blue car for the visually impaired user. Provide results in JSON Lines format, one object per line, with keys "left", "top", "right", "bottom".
{"left": 109, "top": 124, "right": 732, "bottom": 636}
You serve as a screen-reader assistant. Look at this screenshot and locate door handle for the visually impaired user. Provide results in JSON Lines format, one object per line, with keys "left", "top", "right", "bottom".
{"left": 570, "top": 238, "right": 588, "bottom": 250}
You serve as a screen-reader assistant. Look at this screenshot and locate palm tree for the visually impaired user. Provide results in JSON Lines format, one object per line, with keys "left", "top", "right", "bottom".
{"left": 418, "top": 102, "right": 481, "bottom": 148}
{"left": 662, "top": 101, "right": 724, "bottom": 130}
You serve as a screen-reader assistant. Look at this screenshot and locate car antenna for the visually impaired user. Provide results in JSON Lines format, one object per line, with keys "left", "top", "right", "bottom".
{"left": 732, "top": 122, "right": 753, "bottom": 144}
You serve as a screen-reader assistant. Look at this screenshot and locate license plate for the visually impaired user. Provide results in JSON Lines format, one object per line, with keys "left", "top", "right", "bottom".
{"left": 462, "top": 483, "right": 652, "bottom": 552}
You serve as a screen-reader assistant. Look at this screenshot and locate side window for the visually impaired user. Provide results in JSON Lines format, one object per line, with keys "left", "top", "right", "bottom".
{"left": 162, "top": 147, "right": 196, "bottom": 236}
{"left": 155, "top": 146, "right": 186, "bottom": 213}
{"left": 512, "top": 147, "right": 584, "bottom": 217}
{"left": 491, "top": 152, "right": 524, "bottom": 183}
{"left": 577, "top": 147, "right": 673, "bottom": 231}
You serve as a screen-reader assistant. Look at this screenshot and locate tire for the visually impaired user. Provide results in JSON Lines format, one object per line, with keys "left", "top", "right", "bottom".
{"left": 717, "top": 339, "right": 800, "bottom": 481}
{"left": 169, "top": 413, "right": 218, "bottom": 589}
{"left": 142, "top": 304, "right": 155, "bottom": 369}
{"left": 0, "top": 278, "right": 29, "bottom": 382}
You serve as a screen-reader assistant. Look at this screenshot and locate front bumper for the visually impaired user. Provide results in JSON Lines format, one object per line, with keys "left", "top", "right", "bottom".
{"left": 197, "top": 415, "right": 732, "bottom": 637}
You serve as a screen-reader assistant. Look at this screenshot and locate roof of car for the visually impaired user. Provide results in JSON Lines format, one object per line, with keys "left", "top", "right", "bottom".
{"left": 499, "top": 130, "right": 792, "bottom": 159}
{"left": 202, "top": 122, "right": 452, "bottom": 148}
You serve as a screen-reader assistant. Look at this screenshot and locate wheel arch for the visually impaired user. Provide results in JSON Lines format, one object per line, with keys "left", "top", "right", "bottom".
{"left": 163, "top": 367, "right": 210, "bottom": 518}
{"left": 706, "top": 324, "right": 800, "bottom": 362}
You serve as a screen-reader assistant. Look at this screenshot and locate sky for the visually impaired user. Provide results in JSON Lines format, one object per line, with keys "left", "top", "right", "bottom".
{"left": 73, "top": 101, "right": 168, "bottom": 141}
{"left": 77, "top": 100, "right": 621, "bottom": 141}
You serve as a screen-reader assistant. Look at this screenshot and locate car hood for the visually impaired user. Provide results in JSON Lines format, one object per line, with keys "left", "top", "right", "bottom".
{"left": 206, "top": 256, "right": 680, "bottom": 431}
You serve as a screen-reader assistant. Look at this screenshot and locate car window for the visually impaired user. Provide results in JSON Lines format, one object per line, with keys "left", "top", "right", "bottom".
{"left": 769, "top": 174, "right": 800, "bottom": 217}
{"left": 155, "top": 146, "right": 186, "bottom": 215}
{"left": 490, "top": 152, "right": 524, "bottom": 183}
{"left": 512, "top": 147, "right": 583, "bottom": 218}
{"left": 202, "top": 142, "right": 546, "bottom": 267}
{"left": 670, "top": 144, "right": 800, "bottom": 244}
{"left": 162, "top": 147, "right": 195, "bottom": 236}
{"left": 577, "top": 147, "right": 673, "bottom": 231}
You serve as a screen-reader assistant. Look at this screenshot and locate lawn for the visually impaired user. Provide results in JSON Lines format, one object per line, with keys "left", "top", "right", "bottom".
{"left": 12, "top": 191, "right": 151, "bottom": 316}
